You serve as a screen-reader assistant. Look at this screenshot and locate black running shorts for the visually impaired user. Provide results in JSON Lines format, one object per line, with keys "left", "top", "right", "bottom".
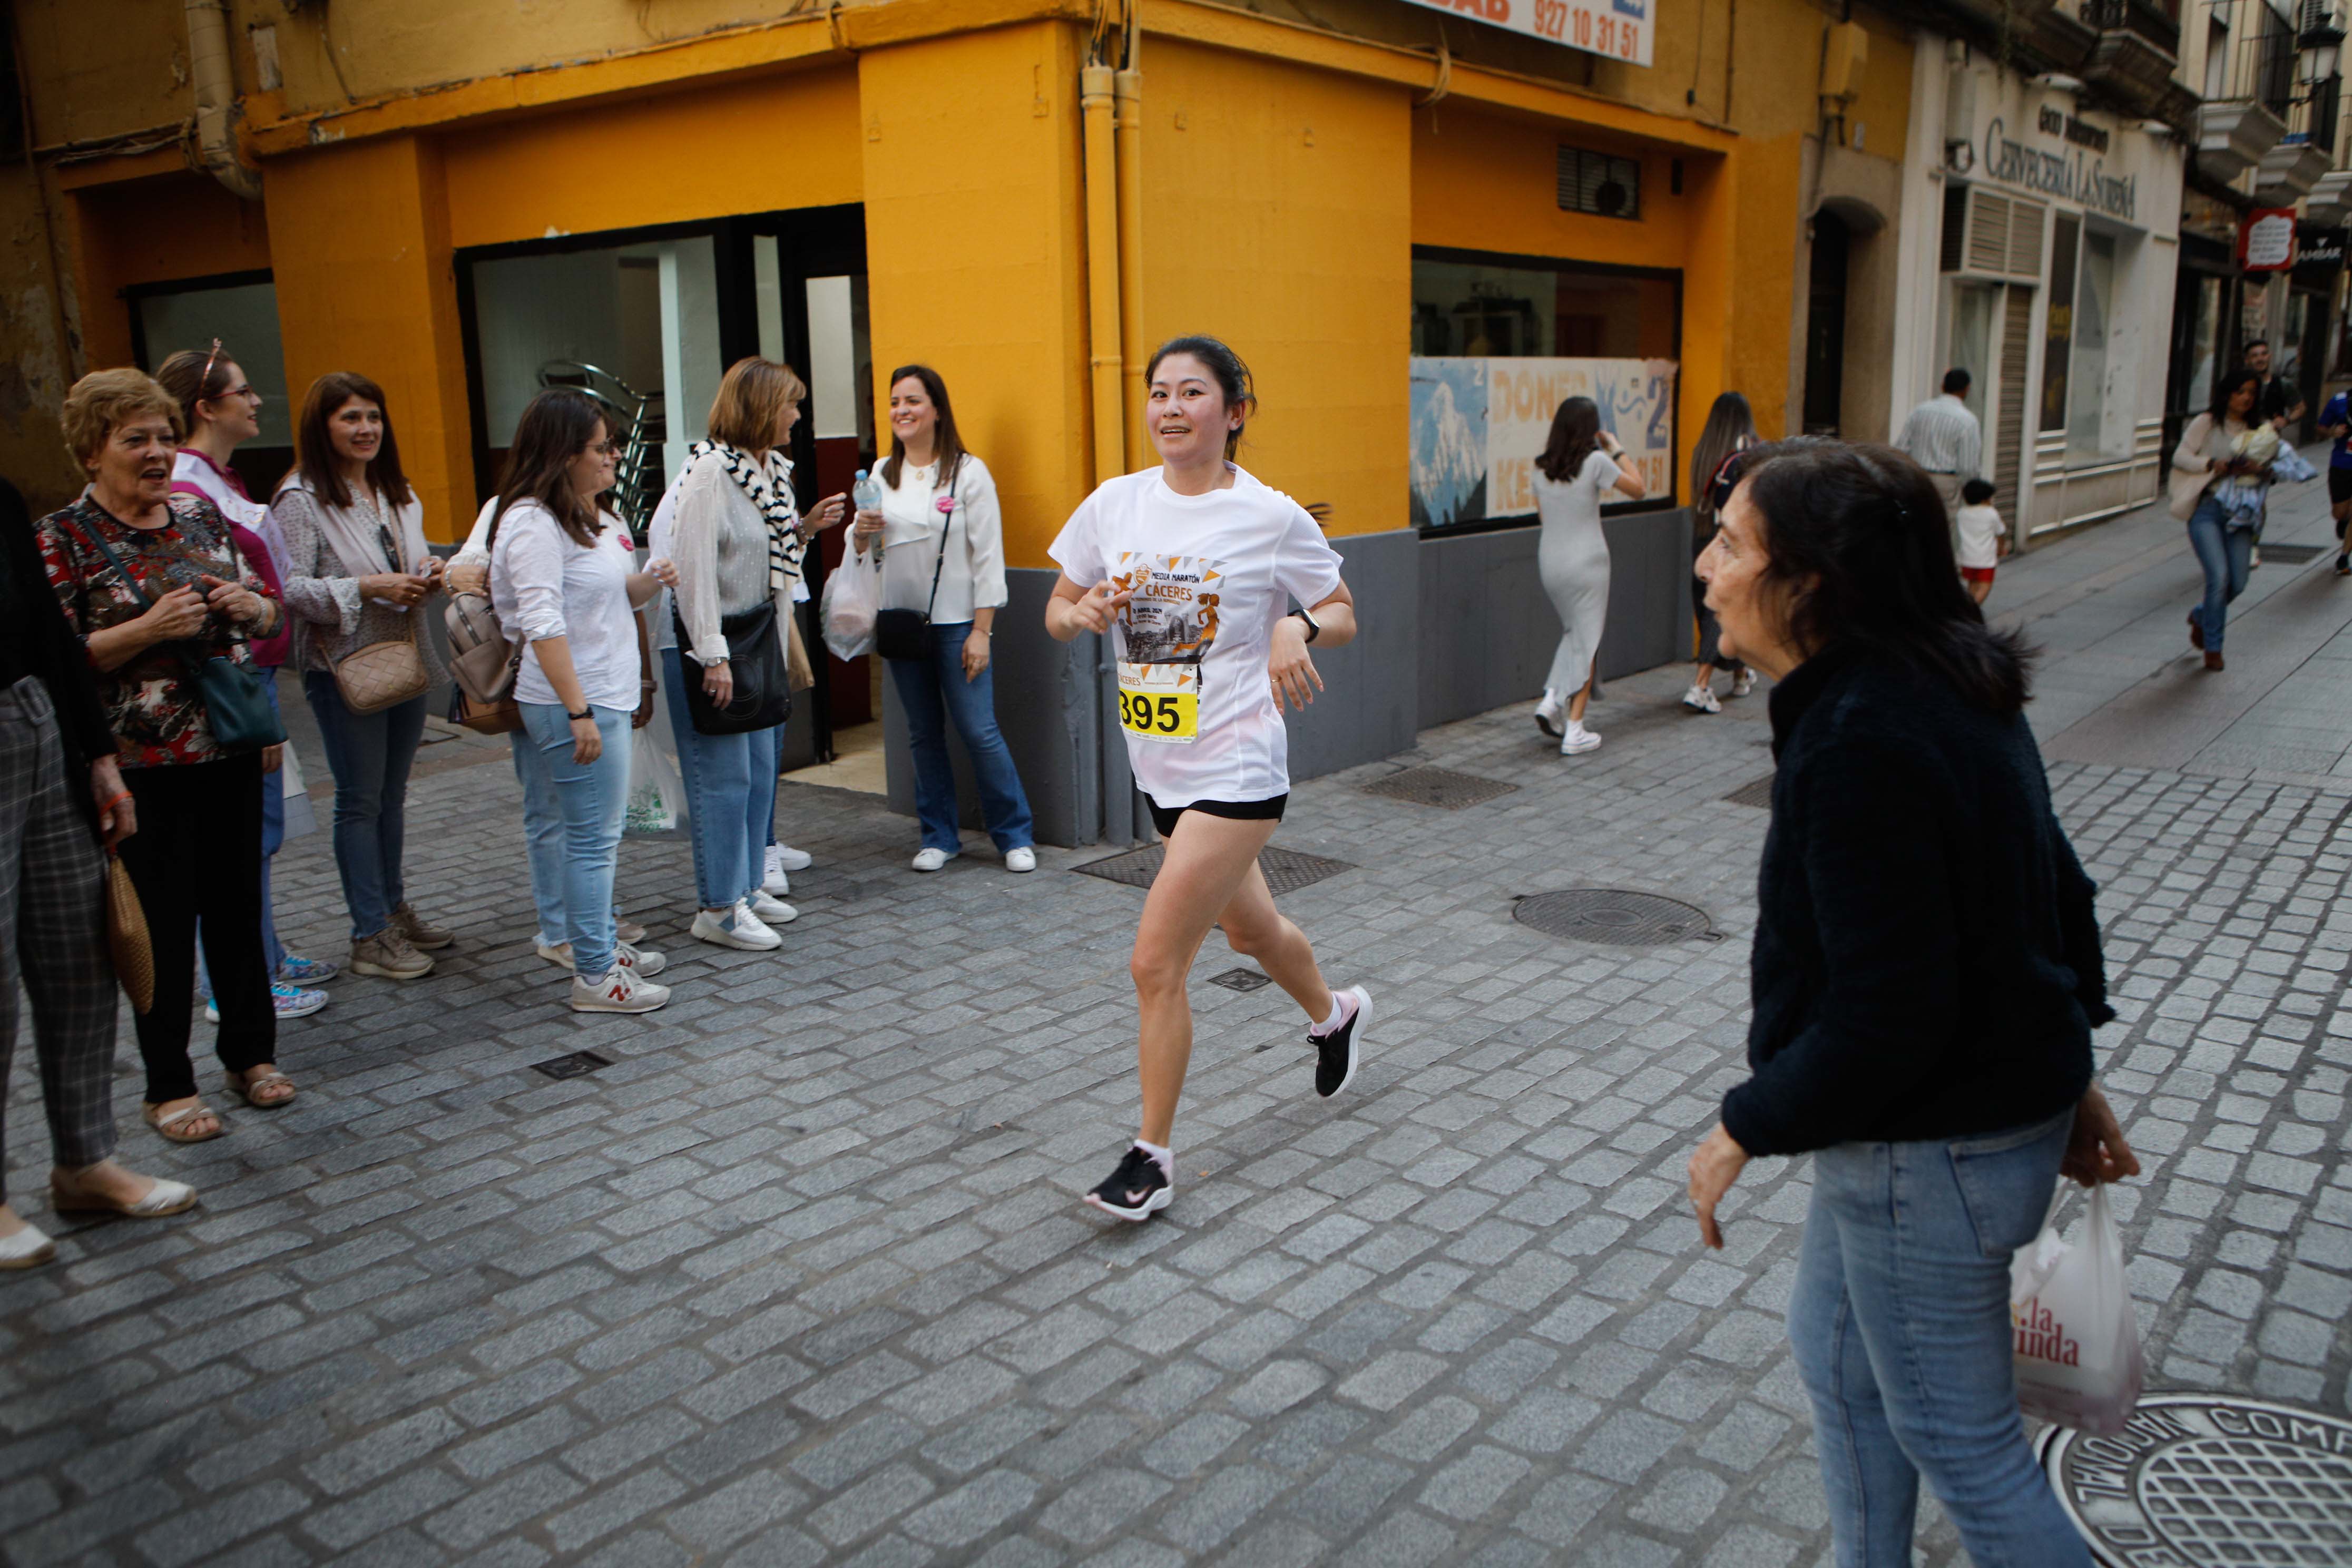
{"left": 2329, "top": 466, "right": 2352, "bottom": 506}
{"left": 1144, "top": 792, "right": 1287, "bottom": 841}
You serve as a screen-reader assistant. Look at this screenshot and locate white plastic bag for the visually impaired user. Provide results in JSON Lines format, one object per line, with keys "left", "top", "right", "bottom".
{"left": 2011, "top": 1184, "right": 2143, "bottom": 1435}
{"left": 2272, "top": 443, "right": 2320, "bottom": 484}
{"left": 624, "top": 718, "right": 688, "bottom": 838}
{"left": 819, "top": 552, "right": 881, "bottom": 661}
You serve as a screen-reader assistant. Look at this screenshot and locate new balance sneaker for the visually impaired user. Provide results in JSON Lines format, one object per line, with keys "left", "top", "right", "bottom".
{"left": 1681, "top": 683, "right": 1721, "bottom": 714}
{"left": 1730, "top": 669, "right": 1756, "bottom": 698}
{"left": 1084, "top": 1144, "right": 1172, "bottom": 1221}
{"left": 770, "top": 844, "right": 813, "bottom": 876}
{"left": 275, "top": 953, "right": 337, "bottom": 985}
{"left": 571, "top": 964, "right": 671, "bottom": 1014}
{"left": 692, "top": 903, "right": 782, "bottom": 951}
{"left": 747, "top": 891, "right": 798, "bottom": 927}
{"left": 204, "top": 982, "right": 328, "bottom": 1025}
{"left": 1534, "top": 690, "right": 1565, "bottom": 739}
{"left": 534, "top": 939, "right": 666, "bottom": 978}
{"left": 1559, "top": 722, "right": 1602, "bottom": 756}
{"left": 1311, "top": 985, "right": 1370, "bottom": 1098}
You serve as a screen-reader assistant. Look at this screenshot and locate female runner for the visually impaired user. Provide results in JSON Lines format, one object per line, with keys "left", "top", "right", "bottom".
{"left": 1046, "top": 335, "right": 1368, "bottom": 1221}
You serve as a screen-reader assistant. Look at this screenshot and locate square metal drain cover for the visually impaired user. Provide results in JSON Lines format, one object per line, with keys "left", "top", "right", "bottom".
{"left": 1724, "top": 773, "right": 1775, "bottom": 809}
{"left": 1208, "top": 967, "right": 1273, "bottom": 992}
{"left": 531, "top": 1050, "right": 613, "bottom": 1081}
{"left": 1514, "top": 889, "right": 1720, "bottom": 946}
{"left": 2259, "top": 543, "right": 2327, "bottom": 564}
{"left": 1076, "top": 844, "right": 1354, "bottom": 896}
{"left": 1361, "top": 766, "right": 1520, "bottom": 810}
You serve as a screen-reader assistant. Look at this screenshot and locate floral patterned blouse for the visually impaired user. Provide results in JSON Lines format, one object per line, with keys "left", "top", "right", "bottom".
{"left": 37, "top": 491, "right": 275, "bottom": 769}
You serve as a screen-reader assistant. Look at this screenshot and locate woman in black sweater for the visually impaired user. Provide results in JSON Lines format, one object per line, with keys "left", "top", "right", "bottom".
{"left": 1684, "top": 440, "right": 2137, "bottom": 1567}
{"left": 0, "top": 475, "right": 193, "bottom": 1269}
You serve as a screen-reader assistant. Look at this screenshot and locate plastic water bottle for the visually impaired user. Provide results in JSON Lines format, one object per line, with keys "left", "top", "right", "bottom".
{"left": 852, "top": 468, "right": 884, "bottom": 513}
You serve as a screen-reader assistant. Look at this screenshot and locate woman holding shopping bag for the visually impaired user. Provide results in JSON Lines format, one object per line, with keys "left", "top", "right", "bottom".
{"left": 2172, "top": 367, "right": 2273, "bottom": 672}
{"left": 1684, "top": 437, "right": 2139, "bottom": 1567}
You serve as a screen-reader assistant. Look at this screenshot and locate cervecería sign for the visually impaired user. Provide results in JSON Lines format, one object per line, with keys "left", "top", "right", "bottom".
{"left": 1397, "top": 0, "right": 1652, "bottom": 67}
{"left": 1982, "top": 115, "right": 2138, "bottom": 221}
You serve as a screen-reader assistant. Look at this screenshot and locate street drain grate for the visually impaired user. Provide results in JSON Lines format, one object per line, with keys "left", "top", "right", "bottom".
{"left": 1208, "top": 968, "right": 1273, "bottom": 992}
{"left": 1724, "top": 773, "right": 1775, "bottom": 809}
{"left": 1360, "top": 766, "right": 1520, "bottom": 810}
{"left": 1514, "top": 889, "right": 1720, "bottom": 946}
{"left": 2260, "top": 544, "right": 2328, "bottom": 565}
{"left": 1076, "top": 844, "right": 1354, "bottom": 895}
{"left": 531, "top": 1050, "right": 613, "bottom": 1081}
{"left": 2039, "top": 1394, "right": 2352, "bottom": 1566}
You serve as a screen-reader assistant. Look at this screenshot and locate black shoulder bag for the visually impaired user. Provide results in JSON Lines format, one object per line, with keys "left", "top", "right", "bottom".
{"left": 76, "top": 514, "right": 286, "bottom": 753}
{"left": 875, "top": 462, "right": 957, "bottom": 662}
{"left": 673, "top": 551, "right": 793, "bottom": 739}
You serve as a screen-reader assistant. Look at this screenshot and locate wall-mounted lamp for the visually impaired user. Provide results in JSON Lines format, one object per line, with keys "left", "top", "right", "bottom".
{"left": 2299, "top": 6, "right": 2346, "bottom": 86}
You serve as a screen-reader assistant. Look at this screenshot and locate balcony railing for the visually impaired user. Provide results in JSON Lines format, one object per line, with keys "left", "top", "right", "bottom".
{"left": 2079, "top": 0, "right": 2182, "bottom": 56}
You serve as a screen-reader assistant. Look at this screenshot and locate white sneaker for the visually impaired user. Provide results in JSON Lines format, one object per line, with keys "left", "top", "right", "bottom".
{"left": 570, "top": 965, "right": 671, "bottom": 1014}
{"left": 536, "top": 939, "right": 665, "bottom": 977}
{"left": 0, "top": 1221, "right": 56, "bottom": 1269}
{"left": 747, "top": 890, "right": 798, "bottom": 926}
{"left": 911, "top": 848, "right": 953, "bottom": 873}
{"left": 770, "top": 844, "right": 813, "bottom": 876}
{"left": 1730, "top": 669, "right": 1756, "bottom": 698}
{"left": 1005, "top": 847, "right": 1037, "bottom": 873}
{"left": 1560, "top": 722, "right": 1602, "bottom": 756}
{"left": 692, "top": 903, "right": 782, "bottom": 951}
{"left": 1681, "top": 684, "right": 1722, "bottom": 714}
{"left": 1534, "top": 691, "right": 1565, "bottom": 739}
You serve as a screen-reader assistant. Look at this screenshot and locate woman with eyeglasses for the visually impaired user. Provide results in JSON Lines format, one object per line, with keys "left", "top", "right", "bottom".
{"left": 1682, "top": 391, "right": 1758, "bottom": 714}
{"left": 1532, "top": 396, "right": 1645, "bottom": 755}
{"left": 270, "top": 373, "right": 453, "bottom": 982}
{"left": 155, "top": 344, "right": 332, "bottom": 1022}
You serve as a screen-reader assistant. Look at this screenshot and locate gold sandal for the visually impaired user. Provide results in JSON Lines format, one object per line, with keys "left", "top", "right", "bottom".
{"left": 143, "top": 1102, "right": 224, "bottom": 1143}
{"left": 227, "top": 1070, "right": 297, "bottom": 1110}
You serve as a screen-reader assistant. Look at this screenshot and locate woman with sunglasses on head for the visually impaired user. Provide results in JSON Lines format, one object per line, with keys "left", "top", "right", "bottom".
{"left": 39, "top": 369, "right": 289, "bottom": 1143}
{"left": 1531, "top": 396, "right": 1645, "bottom": 754}
{"left": 155, "top": 344, "right": 332, "bottom": 1022}
{"left": 271, "top": 373, "right": 454, "bottom": 982}
{"left": 1046, "top": 335, "right": 1367, "bottom": 1222}
{"left": 491, "top": 389, "right": 679, "bottom": 1014}
{"left": 1681, "top": 391, "right": 1757, "bottom": 714}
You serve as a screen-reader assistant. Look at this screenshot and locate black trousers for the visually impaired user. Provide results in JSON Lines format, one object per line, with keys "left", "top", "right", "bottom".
{"left": 120, "top": 753, "right": 275, "bottom": 1102}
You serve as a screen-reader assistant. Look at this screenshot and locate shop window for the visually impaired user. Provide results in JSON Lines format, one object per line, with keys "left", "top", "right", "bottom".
{"left": 1410, "top": 249, "right": 1679, "bottom": 530}
{"left": 1556, "top": 146, "right": 1641, "bottom": 221}
{"left": 2040, "top": 215, "right": 2079, "bottom": 434}
{"left": 1944, "top": 283, "right": 2001, "bottom": 431}
{"left": 2068, "top": 231, "right": 2116, "bottom": 459}
{"left": 131, "top": 272, "right": 295, "bottom": 497}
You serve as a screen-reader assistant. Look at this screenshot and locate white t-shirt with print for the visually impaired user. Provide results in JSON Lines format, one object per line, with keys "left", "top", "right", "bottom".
{"left": 1049, "top": 466, "right": 1344, "bottom": 808}
{"left": 1954, "top": 503, "right": 2005, "bottom": 570}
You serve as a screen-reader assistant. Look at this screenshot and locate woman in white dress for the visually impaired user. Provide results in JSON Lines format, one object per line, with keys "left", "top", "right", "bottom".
{"left": 1531, "top": 396, "right": 1646, "bottom": 754}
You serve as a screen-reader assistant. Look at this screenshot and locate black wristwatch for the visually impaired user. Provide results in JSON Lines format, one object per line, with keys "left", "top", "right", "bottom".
{"left": 567, "top": 708, "right": 592, "bottom": 722}
{"left": 1292, "top": 609, "right": 1321, "bottom": 644}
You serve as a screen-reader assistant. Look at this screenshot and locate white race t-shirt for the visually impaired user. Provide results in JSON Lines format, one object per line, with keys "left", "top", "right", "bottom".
{"left": 1049, "top": 466, "right": 1344, "bottom": 808}
{"left": 1955, "top": 503, "right": 2005, "bottom": 570}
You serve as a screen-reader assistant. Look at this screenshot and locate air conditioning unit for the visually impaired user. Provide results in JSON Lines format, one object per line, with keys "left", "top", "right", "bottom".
{"left": 1939, "top": 185, "right": 2047, "bottom": 281}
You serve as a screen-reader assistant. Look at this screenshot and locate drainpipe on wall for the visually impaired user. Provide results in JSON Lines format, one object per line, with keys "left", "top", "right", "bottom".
{"left": 1081, "top": 63, "right": 1126, "bottom": 486}
{"left": 1113, "top": 30, "right": 1145, "bottom": 471}
{"left": 185, "top": 0, "right": 263, "bottom": 200}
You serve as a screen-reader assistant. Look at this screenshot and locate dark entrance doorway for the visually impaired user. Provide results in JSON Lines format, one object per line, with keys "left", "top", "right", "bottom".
{"left": 1802, "top": 211, "right": 1850, "bottom": 436}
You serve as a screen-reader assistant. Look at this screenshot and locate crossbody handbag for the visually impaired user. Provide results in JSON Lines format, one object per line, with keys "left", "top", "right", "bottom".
{"left": 75, "top": 515, "right": 287, "bottom": 753}
{"left": 444, "top": 503, "right": 525, "bottom": 735}
{"left": 674, "top": 595, "right": 791, "bottom": 736}
{"left": 328, "top": 517, "right": 431, "bottom": 714}
{"left": 875, "top": 463, "right": 957, "bottom": 662}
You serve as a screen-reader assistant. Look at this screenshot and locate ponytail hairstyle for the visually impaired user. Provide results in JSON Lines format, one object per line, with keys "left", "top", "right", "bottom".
{"left": 495, "top": 389, "right": 609, "bottom": 550}
{"left": 1536, "top": 396, "right": 1601, "bottom": 484}
{"left": 154, "top": 341, "right": 239, "bottom": 436}
{"left": 1687, "top": 391, "right": 1757, "bottom": 521}
{"left": 293, "top": 371, "right": 414, "bottom": 511}
{"left": 1736, "top": 437, "right": 2033, "bottom": 714}
{"left": 1145, "top": 335, "right": 1255, "bottom": 460}
{"left": 878, "top": 364, "right": 970, "bottom": 489}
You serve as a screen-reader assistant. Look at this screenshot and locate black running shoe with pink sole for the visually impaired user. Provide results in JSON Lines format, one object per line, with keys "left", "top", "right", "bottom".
{"left": 1313, "top": 986, "right": 1370, "bottom": 1097}
{"left": 1084, "top": 1145, "right": 1171, "bottom": 1221}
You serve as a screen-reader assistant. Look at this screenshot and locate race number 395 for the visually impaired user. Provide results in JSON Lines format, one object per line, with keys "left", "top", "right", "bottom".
{"left": 1116, "top": 661, "right": 1200, "bottom": 744}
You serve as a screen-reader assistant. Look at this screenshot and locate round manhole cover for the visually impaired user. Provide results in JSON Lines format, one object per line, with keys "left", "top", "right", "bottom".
{"left": 1514, "top": 889, "right": 1718, "bottom": 946}
{"left": 2038, "top": 1395, "right": 2352, "bottom": 1565}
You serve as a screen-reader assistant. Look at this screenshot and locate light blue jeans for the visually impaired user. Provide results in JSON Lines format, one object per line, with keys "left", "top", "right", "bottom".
{"left": 2186, "top": 494, "right": 2256, "bottom": 654}
{"left": 660, "top": 645, "right": 779, "bottom": 909}
{"left": 887, "top": 620, "right": 1034, "bottom": 855}
{"left": 516, "top": 703, "right": 631, "bottom": 982}
{"left": 1789, "top": 1106, "right": 2089, "bottom": 1568}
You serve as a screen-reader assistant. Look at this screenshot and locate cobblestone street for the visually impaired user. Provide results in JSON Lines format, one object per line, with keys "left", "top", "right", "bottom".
{"left": 6, "top": 480, "right": 2352, "bottom": 1567}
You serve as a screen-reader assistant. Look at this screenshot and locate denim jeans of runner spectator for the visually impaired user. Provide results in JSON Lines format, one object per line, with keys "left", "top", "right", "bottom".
{"left": 300, "top": 673, "right": 428, "bottom": 940}
{"left": 117, "top": 752, "right": 276, "bottom": 1103}
{"left": 517, "top": 702, "right": 631, "bottom": 981}
{"left": 660, "top": 643, "right": 780, "bottom": 908}
{"left": 887, "top": 619, "right": 1034, "bottom": 855}
{"left": 2186, "top": 494, "right": 2255, "bottom": 654}
{"left": 1789, "top": 1107, "right": 2087, "bottom": 1568}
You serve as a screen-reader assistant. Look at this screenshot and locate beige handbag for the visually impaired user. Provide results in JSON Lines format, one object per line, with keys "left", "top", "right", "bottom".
{"left": 786, "top": 606, "right": 815, "bottom": 693}
{"left": 332, "top": 623, "right": 430, "bottom": 716}
{"left": 105, "top": 853, "right": 153, "bottom": 1015}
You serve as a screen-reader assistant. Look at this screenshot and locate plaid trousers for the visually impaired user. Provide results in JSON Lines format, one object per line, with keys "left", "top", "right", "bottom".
{"left": 0, "top": 675, "right": 117, "bottom": 1185}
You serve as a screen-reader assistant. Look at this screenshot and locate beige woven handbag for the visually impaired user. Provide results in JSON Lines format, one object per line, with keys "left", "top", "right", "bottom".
{"left": 332, "top": 623, "right": 430, "bottom": 716}
{"left": 104, "top": 854, "right": 153, "bottom": 1015}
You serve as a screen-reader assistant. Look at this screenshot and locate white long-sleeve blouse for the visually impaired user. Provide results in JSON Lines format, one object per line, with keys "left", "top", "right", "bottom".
{"left": 855, "top": 454, "right": 1007, "bottom": 625}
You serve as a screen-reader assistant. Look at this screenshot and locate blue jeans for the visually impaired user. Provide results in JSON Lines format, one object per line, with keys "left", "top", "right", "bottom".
{"left": 508, "top": 726, "right": 567, "bottom": 948}
{"left": 887, "top": 621, "right": 1034, "bottom": 855}
{"left": 517, "top": 703, "right": 631, "bottom": 981}
{"left": 661, "top": 645, "right": 779, "bottom": 909}
{"left": 302, "top": 674, "right": 427, "bottom": 941}
{"left": 2186, "top": 495, "right": 2255, "bottom": 653}
{"left": 1789, "top": 1108, "right": 2089, "bottom": 1568}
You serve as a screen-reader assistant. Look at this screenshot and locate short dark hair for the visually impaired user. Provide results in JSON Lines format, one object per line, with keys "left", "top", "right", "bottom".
{"left": 1733, "top": 437, "right": 2032, "bottom": 713}
{"left": 1941, "top": 368, "right": 1971, "bottom": 395}
{"left": 2245, "top": 337, "right": 2270, "bottom": 353}
{"left": 1961, "top": 477, "right": 1996, "bottom": 506}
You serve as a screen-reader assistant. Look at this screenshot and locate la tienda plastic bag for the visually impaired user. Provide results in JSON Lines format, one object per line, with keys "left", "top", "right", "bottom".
{"left": 2010, "top": 1183, "right": 2144, "bottom": 1436}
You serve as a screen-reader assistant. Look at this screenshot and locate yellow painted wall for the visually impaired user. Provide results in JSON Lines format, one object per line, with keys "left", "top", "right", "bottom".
{"left": 859, "top": 23, "right": 1095, "bottom": 569}
{"left": 1141, "top": 40, "right": 1412, "bottom": 540}
{"left": 441, "top": 64, "right": 864, "bottom": 248}
{"left": 14, "top": 1, "right": 190, "bottom": 147}
{"left": 63, "top": 171, "right": 275, "bottom": 370}
{"left": 263, "top": 137, "right": 475, "bottom": 541}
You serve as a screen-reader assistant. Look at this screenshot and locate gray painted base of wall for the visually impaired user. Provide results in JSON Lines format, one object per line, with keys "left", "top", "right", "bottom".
{"left": 878, "top": 515, "right": 1694, "bottom": 848}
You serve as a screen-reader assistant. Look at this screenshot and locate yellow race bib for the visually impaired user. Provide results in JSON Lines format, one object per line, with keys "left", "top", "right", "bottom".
{"left": 1117, "top": 661, "right": 1199, "bottom": 743}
